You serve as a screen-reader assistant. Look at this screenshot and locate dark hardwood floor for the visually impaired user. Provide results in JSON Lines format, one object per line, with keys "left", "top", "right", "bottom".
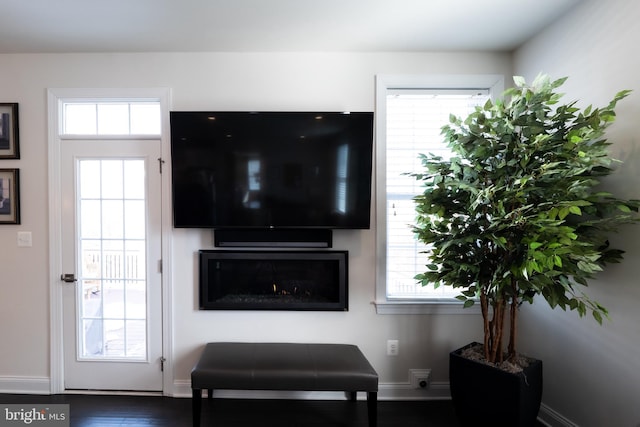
{"left": 0, "top": 394, "right": 462, "bottom": 427}
{"left": 1, "top": 393, "right": 547, "bottom": 426}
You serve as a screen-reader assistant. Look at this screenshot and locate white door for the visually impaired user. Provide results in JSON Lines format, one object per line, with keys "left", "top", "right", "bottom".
{"left": 61, "top": 138, "right": 163, "bottom": 391}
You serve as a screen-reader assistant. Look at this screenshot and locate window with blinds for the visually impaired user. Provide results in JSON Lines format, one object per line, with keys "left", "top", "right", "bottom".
{"left": 384, "top": 89, "right": 490, "bottom": 299}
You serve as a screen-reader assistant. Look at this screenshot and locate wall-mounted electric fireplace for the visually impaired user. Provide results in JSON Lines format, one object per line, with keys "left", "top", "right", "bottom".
{"left": 199, "top": 250, "right": 348, "bottom": 311}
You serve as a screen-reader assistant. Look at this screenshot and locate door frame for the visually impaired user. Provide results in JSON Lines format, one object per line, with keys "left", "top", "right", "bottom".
{"left": 47, "top": 87, "right": 174, "bottom": 395}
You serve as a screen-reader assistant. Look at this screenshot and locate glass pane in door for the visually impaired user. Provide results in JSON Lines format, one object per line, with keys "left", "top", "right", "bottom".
{"left": 77, "top": 159, "right": 147, "bottom": 360}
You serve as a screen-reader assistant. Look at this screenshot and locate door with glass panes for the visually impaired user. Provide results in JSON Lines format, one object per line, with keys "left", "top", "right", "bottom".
{"left": 58, "top": 100, "right": 163, "bottom": 391}
{"left": 61, "top": 140, "right": 163, "bottom": 391}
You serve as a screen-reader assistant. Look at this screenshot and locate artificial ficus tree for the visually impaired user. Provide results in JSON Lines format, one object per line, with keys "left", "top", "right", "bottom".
{"left": 410, "top": 74, "right": 639, "bottom": 364}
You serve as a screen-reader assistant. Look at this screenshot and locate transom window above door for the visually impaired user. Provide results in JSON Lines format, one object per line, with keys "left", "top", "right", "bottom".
{"left": 61, "top": 101, "right": 161, "bottom": 136}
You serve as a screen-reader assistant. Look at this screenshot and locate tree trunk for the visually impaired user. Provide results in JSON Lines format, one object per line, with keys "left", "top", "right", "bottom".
{"left": 481, "top": 290, "right": 508, "bottom": 364}
{"left": 490, "top": 299, "right": 505, "bottom": 363}
{"left": 480, "top": 292, "right": 490, "bottom": 361}
{"left": 507, "top": 278, "right": 518, "bottom": 360}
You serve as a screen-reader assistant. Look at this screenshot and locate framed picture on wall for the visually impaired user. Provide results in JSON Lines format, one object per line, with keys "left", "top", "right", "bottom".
{"left": 0, "top": 169, "right": 20, "bottom": 224}
{"left": 0, "top": 103, "right": 20, "bottom": 159}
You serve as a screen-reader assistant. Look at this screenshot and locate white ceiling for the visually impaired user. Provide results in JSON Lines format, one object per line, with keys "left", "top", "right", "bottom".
{"left": 0, "top": 0, "right": 581, "bottom": 54}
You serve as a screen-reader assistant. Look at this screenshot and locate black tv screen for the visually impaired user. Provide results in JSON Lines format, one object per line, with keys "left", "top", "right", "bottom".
{"left": 170, "top": 111, "right": 374, "bottom": 229}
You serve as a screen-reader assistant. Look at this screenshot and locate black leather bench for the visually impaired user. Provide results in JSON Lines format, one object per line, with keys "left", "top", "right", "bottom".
{"left": 191, "top": 342, "right": 379, "bottom": 427}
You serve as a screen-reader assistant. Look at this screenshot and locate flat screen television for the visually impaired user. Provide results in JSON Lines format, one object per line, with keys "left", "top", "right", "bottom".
{"left": 170, "top": 111, "right": 374, "bottom": 229}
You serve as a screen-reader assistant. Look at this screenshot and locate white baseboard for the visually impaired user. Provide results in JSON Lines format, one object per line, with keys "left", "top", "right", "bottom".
{"left": 0, "top": 376, "right": 50, "bottom": 394}
{"left": 378, "top": 381, "right": 451, "bottom": 400}
{"left": 537, "top": 403, "right": 579, "bottom": 427}
{"left": 169, "top": 380, "right": 451, "bottom": 400}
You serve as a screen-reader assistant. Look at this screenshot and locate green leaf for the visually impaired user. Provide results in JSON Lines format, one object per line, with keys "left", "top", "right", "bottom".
{"left": 513, "top": 75, "right": 526, "bottom": 87}
{"left": 593, "top": 310, "right": 603, "bottom": 325}
{"left": 569, "top": 206, "right": 582, "bottom": 215}
{"left": 463, "top": 299, "right": 475, "bottom": 308}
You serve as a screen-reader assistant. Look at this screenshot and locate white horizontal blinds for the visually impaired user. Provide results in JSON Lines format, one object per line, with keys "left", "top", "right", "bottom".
{"left": 62, "top": 101, "right": 161, "bottom": 136}
{"left": 385, "top": 89, "right": 490, "bottom": 299}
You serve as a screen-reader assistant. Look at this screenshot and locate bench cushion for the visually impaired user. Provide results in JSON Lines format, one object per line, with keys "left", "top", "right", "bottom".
{"left": 191, "top": 342, "right": 378, "bottom": 392}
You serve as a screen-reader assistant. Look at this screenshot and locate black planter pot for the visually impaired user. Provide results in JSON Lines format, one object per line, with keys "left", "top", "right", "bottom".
{"left": 449, "top": 342, "right": 543, "bottom": 427}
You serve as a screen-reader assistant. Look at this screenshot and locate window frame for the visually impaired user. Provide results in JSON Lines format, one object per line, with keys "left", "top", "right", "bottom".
{"left": 374, "top": 74, "right": 504, "bottom": 315}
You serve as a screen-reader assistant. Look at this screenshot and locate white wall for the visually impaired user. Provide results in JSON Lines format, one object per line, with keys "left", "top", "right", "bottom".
{"left": 514, "top": 1, "right": 640, "bottom": 426}
{"left": 0, "top": 51, "right": 511, "bottom": 395}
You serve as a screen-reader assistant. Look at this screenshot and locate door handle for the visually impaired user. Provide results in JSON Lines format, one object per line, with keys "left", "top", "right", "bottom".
{"left": 60, "top": 273, "right": 77, "bottom": 283}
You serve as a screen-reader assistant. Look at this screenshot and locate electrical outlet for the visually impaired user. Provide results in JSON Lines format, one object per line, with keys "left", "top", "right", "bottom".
{"left": 409, "top": 369, "right": 432, "bottom": 389}
{"left": 387, "top": 340, "right": 399, "bottom": 356}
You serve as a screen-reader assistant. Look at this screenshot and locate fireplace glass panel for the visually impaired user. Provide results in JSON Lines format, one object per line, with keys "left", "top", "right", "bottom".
{"left": 199, "top": 250, "right": 348, "bottom": 311}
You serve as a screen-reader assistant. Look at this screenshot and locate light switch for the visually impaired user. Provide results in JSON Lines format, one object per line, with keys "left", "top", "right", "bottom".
{"left": 17, "top": 231, "right": 32, "bottom": 247}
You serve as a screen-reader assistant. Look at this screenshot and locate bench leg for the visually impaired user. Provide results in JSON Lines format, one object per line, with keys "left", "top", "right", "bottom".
{"left": 367, "top": 391, "right": 377, "bottom": 427}
{"left": 348, "top": 391, "right": 357, "bottom": 401}
{"left": 192, "top": 389, "right": 201, "bottom": 427}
